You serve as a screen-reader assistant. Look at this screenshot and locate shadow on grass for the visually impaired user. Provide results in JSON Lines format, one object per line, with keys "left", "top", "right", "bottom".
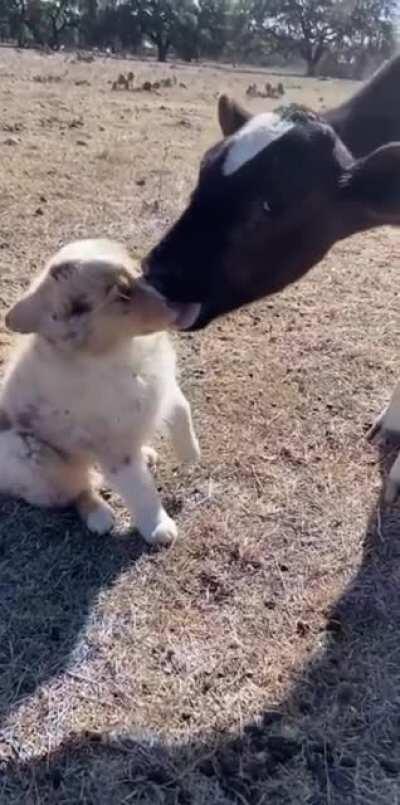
{"left": 0, "top": 498, "right": 146, "bottom": 723}
{"left": 2, "top": 442, "right": 400, "bottom": 803}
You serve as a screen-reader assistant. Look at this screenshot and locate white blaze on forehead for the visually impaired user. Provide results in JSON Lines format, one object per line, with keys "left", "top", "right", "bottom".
{"left": 223, "top": 112, "right": 294, "bottom": 176}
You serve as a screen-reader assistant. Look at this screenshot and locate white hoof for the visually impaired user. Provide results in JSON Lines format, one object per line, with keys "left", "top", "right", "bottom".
{"left": 86, "top": 502, "right": 115, "bottom": 535}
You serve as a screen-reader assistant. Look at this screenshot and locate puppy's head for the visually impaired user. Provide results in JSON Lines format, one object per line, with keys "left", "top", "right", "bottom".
{"left": 6, "top": 239, "right": 181, "bottom": 352}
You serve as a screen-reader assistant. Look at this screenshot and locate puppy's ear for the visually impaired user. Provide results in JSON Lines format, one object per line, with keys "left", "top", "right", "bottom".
{"left": 5, "top": 260, "right": 76, "bottom": 334}
{"left": 50, "top": 260, "right": 77, "bottom": 282}
{"left": 5, "top": 290, "right": 43, "bottom": 334}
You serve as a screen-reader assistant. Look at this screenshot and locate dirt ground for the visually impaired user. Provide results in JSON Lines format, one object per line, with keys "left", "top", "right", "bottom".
{"left": 1, "top": 47, "right": 400, "bottom": 804}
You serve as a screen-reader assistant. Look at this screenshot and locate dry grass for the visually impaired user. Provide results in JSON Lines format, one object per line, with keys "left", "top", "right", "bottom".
{"left": 1, "top": 47, "right": 400, "bottom": 804}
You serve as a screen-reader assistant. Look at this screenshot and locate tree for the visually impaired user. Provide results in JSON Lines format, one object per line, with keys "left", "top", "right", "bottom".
{"left": 78, "top": 0, "right": 98, "bottom": 46}
{"left": 264, "top": 0, "right": 343, "bottom": 75}
{"left": 6, "top": 0, "right": 29, "bottom": 46}
{"left": 0, "top": 0, "right": 395, "bottom": 71}
{"left": 338, "top": 0, "right": 396, "bottom": 77}
{"left": 3, "top": 0, "right": 78, "bottom": 47}
{"left": 136, "top": 0, "right": 197, "bottom": 62}
{"left": 169, "top": 2, "right": 199, "bottom": 61}
{"left": 253, "top": 0, "right": 396, "bottom": 76}
{"left": 196, "top": 0, "right": 231, "bottom": 58}
{"left": 44, "top": 0, "right": 78, "bottom": 49}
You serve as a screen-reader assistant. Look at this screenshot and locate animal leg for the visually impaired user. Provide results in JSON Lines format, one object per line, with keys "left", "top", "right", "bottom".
{"left": 165, "top": 385, "right": 200, "bottom": 464}
{"left": 101, "top": 453, "right": 177, "bottom": 546}
{"left": 75, "top": 487, "right": 115, "bottom": 535}
{"left": 0, "top": 428, "right": 89, "bottom": 509}
{"left": 367, "top": 382, "right": 400, "bottom": 443}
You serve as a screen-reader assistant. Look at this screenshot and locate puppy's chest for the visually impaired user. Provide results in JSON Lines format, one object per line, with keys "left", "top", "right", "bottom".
{"left": 13, "top": 365, "right": 163, "bottom": 452}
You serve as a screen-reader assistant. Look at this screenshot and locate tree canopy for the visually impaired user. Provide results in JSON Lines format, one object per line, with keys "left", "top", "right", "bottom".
{"left": 0, "top": 0, "right": 396, "bottom": 76}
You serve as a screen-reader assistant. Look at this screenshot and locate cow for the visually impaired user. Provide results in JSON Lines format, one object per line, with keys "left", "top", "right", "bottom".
{"left": 143, "top": 54, "right": 400, "bottom": 332}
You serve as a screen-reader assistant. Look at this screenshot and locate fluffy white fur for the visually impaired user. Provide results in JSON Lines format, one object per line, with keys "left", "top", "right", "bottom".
{"left": 223, "top": 112, "right": 294, "bottom": 176}
{"left": 0, "top": 239, "right": 200, "bottom": 545}
{"left": 368, "top": 383, "right": 400, "bottom": 505}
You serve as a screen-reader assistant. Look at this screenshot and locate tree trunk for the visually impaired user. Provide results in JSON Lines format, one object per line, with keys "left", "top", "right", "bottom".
{"left": 49, "top": 23, "right": 60, "bottom": 50}
{"left": 157, "top": 37, "right": 169, "bottom": 62}
{"left": 305, "top": 48, "right": 324, "bottom": 77}
{"left": 305, "top": 40, "right": 326, "bottom": 77}
{"left": 306, "top": 58, "right": 316, "bottom": 76}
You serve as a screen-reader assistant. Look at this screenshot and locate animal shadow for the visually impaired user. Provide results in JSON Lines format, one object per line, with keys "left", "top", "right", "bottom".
{"left": 0, "top": 497, "right": 145, "bottom": 723}
{"left": 3, "top": 439, "right": 400, "bottom": 803}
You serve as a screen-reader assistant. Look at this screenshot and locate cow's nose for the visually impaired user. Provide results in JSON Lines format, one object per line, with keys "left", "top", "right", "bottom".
{"left": 140, "top": 256, "right": 165, "bottom": 291}
{"left": 141, "top": 252, "right": 183, "bottom": 298}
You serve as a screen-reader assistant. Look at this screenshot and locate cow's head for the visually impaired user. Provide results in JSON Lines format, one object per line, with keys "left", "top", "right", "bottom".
{"left": 143, "top": 95, "right": 400, "bottom": 330}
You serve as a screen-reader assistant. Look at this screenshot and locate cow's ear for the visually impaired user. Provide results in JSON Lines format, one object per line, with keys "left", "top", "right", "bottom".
{"left": 342, "top": 144, "right": 400, "bottom": 223}
{"left": 218, "top": 95, "right": 252, "bottom": 137}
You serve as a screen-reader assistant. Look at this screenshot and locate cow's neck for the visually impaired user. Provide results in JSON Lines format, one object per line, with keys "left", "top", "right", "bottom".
{"left": 325, "top": 55, "right": 400, "bottom": 157}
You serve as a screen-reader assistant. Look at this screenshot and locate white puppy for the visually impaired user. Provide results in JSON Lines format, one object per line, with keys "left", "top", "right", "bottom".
{"left": 0, "top": 239, "right": 200, "bottom": 545}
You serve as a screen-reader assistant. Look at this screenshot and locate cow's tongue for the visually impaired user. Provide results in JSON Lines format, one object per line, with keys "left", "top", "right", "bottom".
{"left": 168, "top": 302, "right": 202, "bottom": 330}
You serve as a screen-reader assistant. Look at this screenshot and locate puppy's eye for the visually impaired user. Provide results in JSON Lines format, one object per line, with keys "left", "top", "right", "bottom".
{"left": 70, "top": 299, "right": 91, "bottom": 317}
{"left": 116, "top": 282, "right": 134, "bottom": 301}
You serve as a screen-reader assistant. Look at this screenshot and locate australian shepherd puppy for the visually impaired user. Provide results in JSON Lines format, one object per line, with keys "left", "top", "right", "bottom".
{"left": 0, "top": 239, "right": 200, "bottom": 546}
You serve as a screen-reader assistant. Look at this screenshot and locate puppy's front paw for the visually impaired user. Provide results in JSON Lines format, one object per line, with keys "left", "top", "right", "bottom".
{"left": 385, "top": 477, "right": 400, "bottom": 506}
{"left": 181, "top": 436, "right": 201, "bottom": 465}
{"left": 366, "top": 416, "right": 384, "bottom": 444}
{"left": 143, "top": 512, "right": 178, "bottom": 547}
{"left": 368, "top": 402, "right": 400, "bottom": 445}
{"left": 385, "top": 454, "right": 400, "bottom": 505}
{"left": 142, "top": 446, "right": 158, "bottom": 468}
{"left": 86, "top": 501, "right": 115, "bottom": 535}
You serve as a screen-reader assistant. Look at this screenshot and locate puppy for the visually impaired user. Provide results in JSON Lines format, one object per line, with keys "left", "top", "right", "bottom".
{"left": 0, "top": 239, "right": 200, "bottom": 545}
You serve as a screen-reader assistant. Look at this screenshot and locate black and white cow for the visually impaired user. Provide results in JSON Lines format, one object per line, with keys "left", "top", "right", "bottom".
{"left": 143, "top": 55, "right": 400, "bottom": 331}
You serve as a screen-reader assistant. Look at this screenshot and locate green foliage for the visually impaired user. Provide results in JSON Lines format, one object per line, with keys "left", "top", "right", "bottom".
{"left": 0, "top": 0, "right": 396, "bottom": 75}
{"left": 255, "top": 0, "right": 397, "bottom": 74}
{"left": 136, "top": 0, "right": 199, "bottom": 61}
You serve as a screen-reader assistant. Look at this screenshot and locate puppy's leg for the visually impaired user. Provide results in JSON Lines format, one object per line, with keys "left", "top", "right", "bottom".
{"left": 0, "top": 411, "right": 114, "bottom": 533}
{"left": 368, "top": 383, "right": 400, "bottom": 443}
{"left": 0, "top": 429, "right": 93, "bottom": 514}
{"left": 101, "top": 454, "right": 177, "bottom": 546}
{"left": 366, "top": 405, "right": 388, "bottom": 443}
{"left": 142, "top": 445, "right": 158, "bottom": 468}
{"left": 386, "top": 453, "right": 400, "bottom": 504}
{"left": 75, "top": 488, "right": 115, "bottom": 535}
{"left": 166, "top": 385, "right": 200, "bottom": 464}
{"left": 0, "top": 409, "right": 11, "bottom": 431}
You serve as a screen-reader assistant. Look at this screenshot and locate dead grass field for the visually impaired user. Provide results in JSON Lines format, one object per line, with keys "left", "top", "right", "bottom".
{"left": 1, "top": 47, "right": 400, "bottom": 804}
